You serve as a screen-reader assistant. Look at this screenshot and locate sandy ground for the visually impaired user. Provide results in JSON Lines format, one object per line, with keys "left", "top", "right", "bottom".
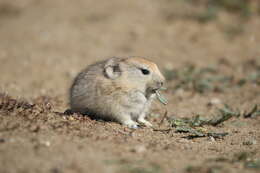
{"left": 0, "top": 0, "right": 260, "bottom": 173}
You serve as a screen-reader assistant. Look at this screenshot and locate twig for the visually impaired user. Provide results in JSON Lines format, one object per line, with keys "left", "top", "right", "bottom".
{"left": 159, "top": 110, "right": 168, "bottom": 127}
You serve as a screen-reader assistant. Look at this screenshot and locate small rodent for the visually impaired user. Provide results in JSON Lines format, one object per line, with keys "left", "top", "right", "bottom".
{"left": 69, "top": 57, "right": 165, "bottom": 128}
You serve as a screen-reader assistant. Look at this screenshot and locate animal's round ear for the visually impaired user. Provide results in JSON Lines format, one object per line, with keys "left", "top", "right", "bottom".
{"left": 104, "top": 57, "right": 122, "bottom": 79}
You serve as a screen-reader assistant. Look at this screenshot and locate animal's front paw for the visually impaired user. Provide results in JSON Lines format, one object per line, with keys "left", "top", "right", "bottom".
{"left": 122, "top": 120, "right": 139, "bottom": 129}
{"left": 137, "top": 118, "right": 153, "bottom": 127}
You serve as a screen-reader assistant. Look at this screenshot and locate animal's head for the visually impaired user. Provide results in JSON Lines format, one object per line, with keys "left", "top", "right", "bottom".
{"left": 104, "top": 57, "right": 165, "bottom": 97}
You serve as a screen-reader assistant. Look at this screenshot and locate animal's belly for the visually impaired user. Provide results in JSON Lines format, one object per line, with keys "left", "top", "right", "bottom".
{"left": 128, "top": 102, "right": 146, "bottom": 120}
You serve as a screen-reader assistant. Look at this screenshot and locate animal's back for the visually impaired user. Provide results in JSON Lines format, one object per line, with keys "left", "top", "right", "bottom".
{"left": 70, "top": 60, "right": 106, "bottom": 113}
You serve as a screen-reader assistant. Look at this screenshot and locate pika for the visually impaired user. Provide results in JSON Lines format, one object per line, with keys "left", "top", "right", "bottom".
{"left": 69, "top": 57, "right": 165, "bottom": 128}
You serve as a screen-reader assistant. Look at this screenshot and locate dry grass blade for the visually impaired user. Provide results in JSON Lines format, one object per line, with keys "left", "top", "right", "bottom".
{"left": 207, "top": 105, "right": 240, "bottom": 126}
{"left": 158, "top": 110, "right": 168, "bottom": 127}
{"left": 175, "top": 126, "right": 205, "bottom": 137}
{"left": 184, "top": 132, "right": 229, "bottom": 140}
{"left": 243, "top": 105, "right": 260, "bottom": 118}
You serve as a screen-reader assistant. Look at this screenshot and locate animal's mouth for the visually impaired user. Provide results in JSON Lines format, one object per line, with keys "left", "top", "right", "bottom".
{"left": 151, "top": 88, "right": 160, "bottom": 93}
{"left": 146, "top": 87, "right": 160, "bottom": 94}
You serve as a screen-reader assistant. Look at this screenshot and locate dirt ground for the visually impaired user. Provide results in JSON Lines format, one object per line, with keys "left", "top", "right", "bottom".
{"left": 0, "top": 0, "right": 260, "bottom": 173}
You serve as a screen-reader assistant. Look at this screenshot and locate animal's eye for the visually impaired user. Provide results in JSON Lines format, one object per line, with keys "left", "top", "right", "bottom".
{"left": 141, "top": 68, "right": 150, "bottom": 75}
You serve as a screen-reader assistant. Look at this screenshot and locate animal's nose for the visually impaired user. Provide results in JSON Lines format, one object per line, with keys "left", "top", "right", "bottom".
{"left": 157, "top": 81, "right": 164, "bottom": 88}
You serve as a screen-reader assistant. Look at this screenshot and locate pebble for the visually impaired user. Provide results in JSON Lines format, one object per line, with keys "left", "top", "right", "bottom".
{"left": 40, "top": 141, "right": 51, "bottom": 147}
{"left": 130, "top": 145, "right": 146, "bottom": 153}
{"left": 208, "top": 98, "right": 222, "bottom": 106}
{"left": 209, "top": 136, "right": 216, "bottom": 142}
{"left": 243, "top": 139, "right": 257, "bottom": 146}
{"left": 0, "top": 138, "right": 5, "bottom": 143}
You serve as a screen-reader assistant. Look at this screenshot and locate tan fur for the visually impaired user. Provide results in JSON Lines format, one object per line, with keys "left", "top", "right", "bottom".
{"left": 127, "top": 57, "right": 165, "bottom": 80}
{"left": 69, "top": 56, "right": 165, "bottom": 128}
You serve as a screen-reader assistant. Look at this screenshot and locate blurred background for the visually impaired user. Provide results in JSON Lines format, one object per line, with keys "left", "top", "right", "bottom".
{"left": 0, "top": 0, "right": 259, "bottom": 101}
{"left": 1, "top": 1, "right": 260, "bottom": 173}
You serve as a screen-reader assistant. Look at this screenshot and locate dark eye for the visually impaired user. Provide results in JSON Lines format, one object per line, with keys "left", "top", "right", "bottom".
{"left": 141, "top": 68, "right": 150, "bottom": 75}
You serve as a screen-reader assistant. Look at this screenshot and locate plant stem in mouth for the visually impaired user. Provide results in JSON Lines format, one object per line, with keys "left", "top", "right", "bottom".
{"left": 155, "top": 90, "right": 168, "bottom": 105}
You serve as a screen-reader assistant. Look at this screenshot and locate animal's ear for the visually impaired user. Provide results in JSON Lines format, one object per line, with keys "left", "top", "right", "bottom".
{"left": 104, "top": 57, "right": 122, "bottom": 79}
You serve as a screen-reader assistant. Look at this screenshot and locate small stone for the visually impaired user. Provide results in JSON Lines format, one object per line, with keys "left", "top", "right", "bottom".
{"left": 41, "top": 141, "right": 51, "bottom": 147}
{"left": 175, "top": 88, "right": 185, "bottom": 96}
{"left": 50, "top": 168, "right": 60, "bottom": 173}
{"left": 209, "top": 136, "right": 216, "bottom": 142}
{"left": 69, "top": 116, "right": 75, "bottom": 121}
{"left": 208, "top": 98, "right": 221, "bottom": 106}
{"left": 0, "top": 138, "right": 5, "bottom": 143}
{"left": 181, "top": 144, "right": 192, "bottom": 150}
{"left": 177, "top": 138, "right": 190, "bottom": 143}
{"left": 30, "top": 125, "right": 40, "bottom": 132}
{"left": 243, "top": 139, "right": 257, "bottom": 146}
{"left": 130, "top": 145, "right": 146, "bottom": 153}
